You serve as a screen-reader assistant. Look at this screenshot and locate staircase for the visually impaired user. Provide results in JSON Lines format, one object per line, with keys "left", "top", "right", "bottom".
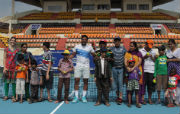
{"left": 75, "top": 24, "right": 82, "bottom": 33}
{"left": 109, "top": 24, "right": 116, "bottom": 33}
{"left": 56, "top": 38, "right": 67, "bottom": 50}
{"left": 122, "top": 38, "right": 131, "bottom": 51}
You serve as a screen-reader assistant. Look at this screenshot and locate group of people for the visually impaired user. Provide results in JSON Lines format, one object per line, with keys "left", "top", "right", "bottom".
{"left": 2, "top": 35, "right": 180, "bottom": 108}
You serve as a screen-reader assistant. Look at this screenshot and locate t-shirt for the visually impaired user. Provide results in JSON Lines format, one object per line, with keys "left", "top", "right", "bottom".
{"left": 30, "top": 68, "right": 39, "bottom": 85}
{"left": 140, "top": 48, "right": 156, "bottom": 73}
{"left": 110, "top": 46, "right": 126, "bottom": 68}
{"left": 168, "top": 74, "right": 180, "bottom": 90}
{"left": 16, "top": 64, "right": 28, "bottom": 79}
{"left": 128, "top": 67, "right": 141, "bottom": 80}
{"left": 154, "top": 55, "right": 168, "bottom": 77}
{"left": 58, "top": 59, "right": 74, "bottom": 78}
{"left": 73, "top": 44, "right": 94, "bottom": 66}
{"left": 42, "top": 50, "right": 53, "bottom": 71}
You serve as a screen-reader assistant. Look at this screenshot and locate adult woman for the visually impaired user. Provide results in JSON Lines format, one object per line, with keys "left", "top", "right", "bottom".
{"left": 16, "top": 43, "right": 34, "bottom": 102}
{"left": 3, "top": 37, "right": 19, "bottom": 102}
{"left": 124, "top": 42, "right": 146, "bottom": 105}
{"left": 166, "top": 39, "right": 180, "bottom": 105}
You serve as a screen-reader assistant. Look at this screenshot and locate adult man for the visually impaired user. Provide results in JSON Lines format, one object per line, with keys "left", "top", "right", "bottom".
{"left": 95, "top": 39, "right": 113, "bottom": 64}
{"left": 70, "top": 35, "right": 95, "bottom": 103}
{"left": 140, "top": 40, "right": 156, "bottom": 104}
{"left": 110, "top": 37, "right": 126, "bottom": 105}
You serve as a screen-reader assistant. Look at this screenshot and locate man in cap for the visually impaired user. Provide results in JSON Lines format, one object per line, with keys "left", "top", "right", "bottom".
{"left": 110, "top": 37, "right": 127, "bottom": 105}
{"left": 140, "top": 40, "right": 157, "bottom": 104}
{"left": 94, "top": 39, "right": 113, "bottom": 64}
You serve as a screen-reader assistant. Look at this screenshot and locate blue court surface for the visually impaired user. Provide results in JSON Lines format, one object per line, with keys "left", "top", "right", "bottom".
{"left": 0, "top": 99, "right": 179, "bottom": 114}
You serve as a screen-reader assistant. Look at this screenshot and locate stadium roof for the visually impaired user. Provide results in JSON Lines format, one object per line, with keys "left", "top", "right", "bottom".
{"left": 15, "top": 0, "right": 173, "bottom": 8}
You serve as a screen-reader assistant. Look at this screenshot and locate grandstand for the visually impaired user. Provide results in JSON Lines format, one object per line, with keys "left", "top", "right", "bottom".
{"left": 0, "top": 1, "right": 179, "bottom": 51}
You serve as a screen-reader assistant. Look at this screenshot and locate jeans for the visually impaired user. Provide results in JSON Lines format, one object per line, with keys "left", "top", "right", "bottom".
{"left": 112, "top": 67, "right": 124, "bottom": 93}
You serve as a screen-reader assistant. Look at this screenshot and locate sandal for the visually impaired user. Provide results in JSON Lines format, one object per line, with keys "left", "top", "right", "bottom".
{"left": 136, "top": 103, "right": 141, "bottom": 108}
{"left": 54, "top": 100, "right": 59, "bottom": 104}
{"left": 64, "top": 100, "right": 69, "bottom": 104}
{"left": 38, "top": 97, "right": 43, "bottom": 102}
{"left": 127, "top": 103, "right": 131, "bottom": 107}
{"left": 148, "top": 99, "right": 153, "bottom": 105}
{"left": 94, "top": 102, "right": 101, "bottom": 106}
{"left": 3, "top": 96, "right": 8, "bottom": 101}
{"left": 12, "top": 99, "right": 18, "bottom": 103}
{"left": 141, "top": 100, "right": 147, "bottom": 105}
{"left": 48, "top": 98, "right": 53, "bottom": 102}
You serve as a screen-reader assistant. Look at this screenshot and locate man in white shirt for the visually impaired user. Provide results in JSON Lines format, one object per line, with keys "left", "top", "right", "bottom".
{"left": 70, "top": 35, "right": 95, "bottom": 103}
{"left": 140, "top": 40, "right": 156, "bottom": 104}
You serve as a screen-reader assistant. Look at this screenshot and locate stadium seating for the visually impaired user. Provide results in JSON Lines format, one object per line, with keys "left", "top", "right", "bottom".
{"left": 65, "top": 34, "right": 125, "bottom": 48}
{"left": 0, "top": 35, "right": 8, "bottom": 47}
{"left": 18, "top": 12, "right": 54, "bottom": 20}
{"left": 130, "top": 34, "right": 180, "bottom": 47}
{"left": 39, "top": 27, "right": 75, "bottom": 34}
{"left": 139, "top": 13, "right": 176, "bottom": 20}
{"left": 81, "top": 13, "right": 110, "bottom": 20}
{"left": 15, "top": 34, "right": 61, "bottom": 48}
{"left": 166, "top": 23, "right": 180, "bottom": 34}
{"left": 116, "top": 13, "right": 137, "bottom": 20}
{"left": 115, "top": 23, "right": 153, "bottom": 34}
{"left": 55, "top": 12, "right": 76, "bottom": 20}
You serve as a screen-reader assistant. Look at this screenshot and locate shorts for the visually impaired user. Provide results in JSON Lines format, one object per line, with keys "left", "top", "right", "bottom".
{"left": 127, "top": 79, "right": 139, "bottom": 91}
{"left": 16, "top": 78, "right": 25, "bottom": 94}
{"left": 40, "top": 70, "right": 53, "bottom": 89}
{"left": 144, "top": 72, "right": 155, "bottom": 93}
{"left": 74, "top": 65, "right": 90, "bottom": 79}
{"left": 156, "top": 75, "right": 168, "bottom": 91}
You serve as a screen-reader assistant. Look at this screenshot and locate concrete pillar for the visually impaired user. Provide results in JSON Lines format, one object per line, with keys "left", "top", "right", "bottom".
{"left": 12, "top": 0, "right": 15, "bottom": 18}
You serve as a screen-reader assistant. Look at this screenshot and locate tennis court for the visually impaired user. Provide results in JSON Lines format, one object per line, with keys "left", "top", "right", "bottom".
{"left": 0, "top": 77, "right": 179, "bottom": 114}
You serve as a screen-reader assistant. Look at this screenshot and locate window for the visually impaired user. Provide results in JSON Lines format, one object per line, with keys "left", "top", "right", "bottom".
{"left": 98, "top": 4, "right": 110, "bottom": 10}
{"left": 139, "top": 4, "right": 149, "bottom": 10}
{"left": 48, "top": 6, "right": 62, "bottom": 12}
{"left": 127, "top": 4, "right": 137, "bottom": 10}
{"left": 82, "top": 5, "right": 95, "bottom": 10}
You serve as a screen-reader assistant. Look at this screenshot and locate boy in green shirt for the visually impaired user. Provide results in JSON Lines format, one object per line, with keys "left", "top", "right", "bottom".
{"left": 154, "top": 45, "right": 168, "bottom": 104}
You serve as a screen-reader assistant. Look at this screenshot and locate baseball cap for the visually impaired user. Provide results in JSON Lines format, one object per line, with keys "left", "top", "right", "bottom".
{"left": 99, "top": 39, "right": 107, "bottom": 44}
{"left": 146, "top": 40, "right": 154, "bottom": 48}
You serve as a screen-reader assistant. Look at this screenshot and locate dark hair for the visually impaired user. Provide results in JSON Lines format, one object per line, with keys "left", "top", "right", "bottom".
{"left": 31, "top": 59, "right": 37, "bottom": 66}
{"left": 114, "top": 37, "right": 121, "bottom": 42}
{"left": 170, "top": 67, "right": 177, "bottom": 74}
{"left": 43, "top": 42, "right": 50, "bottom": 49}
{"left": 21, "top": 43, "right": 27, "bottom": 48}
{"left": 81, "top": 35, "right": 88, "bottom": 40}
{"left": 17, "top": 54, "right": 24, "bottom": 62}
{"left": 158, "top": 45, "right": 166, "bottom": 51}
{"left": 168, "top": 39, "right": 176, "bottom": 45}
{"left": 9, "top": 37, "right": 16, "bottom": 42}
{"left": 130, "top": 42, "right": 139, "bottom": 52}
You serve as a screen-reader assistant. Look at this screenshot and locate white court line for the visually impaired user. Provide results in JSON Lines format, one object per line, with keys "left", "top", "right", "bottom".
{"left": 50, "top": 101, "right": 64, "bottom": 114}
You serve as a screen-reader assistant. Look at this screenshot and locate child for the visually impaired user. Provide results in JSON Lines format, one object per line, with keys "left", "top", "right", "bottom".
{"left": 154, "top": 45, "right": 168, "bottom": 104}
{"left": 29, "top": 60, "right": 39, "bottom": 103}
{"left": 165, "top": 68, "right": 180, "bottom": 107}
{"left": 94, "top": 48, "right": 112, "bottom": 106}
{"left": 15, "top": 54, "right": 28, "bottom": 103}
{"left": 126, "top": 58, "right": 141, "bottom": 108}
{"left": 55, "top": 50, "right": 73, "bottom": 104}
{"left": 39, "top": 42, "right": 53, "bottom": 102}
